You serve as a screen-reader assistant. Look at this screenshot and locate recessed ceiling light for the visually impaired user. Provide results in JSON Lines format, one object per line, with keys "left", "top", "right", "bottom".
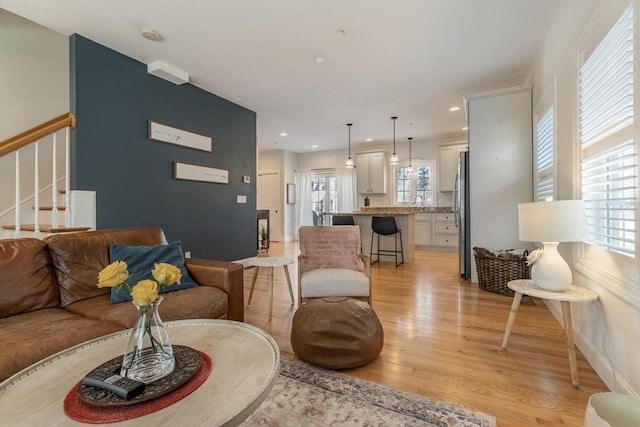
{"left": 280, "top": 132, "right": 288, "bottom": 137}
{"left": 462, "top": 126, "right": 468, "bottom": 130}
{"left": 312, "top": 145, "right": 319, "bottom": 148}
{"left": 449, "top": 106, "right": 461, "bottom": 112}
{"left": 366, "top": 138, "right": 373, "bottom": 142}
{"left": 314, "top": 54, "right": 327, "bottom": 63}
{"left": 141, "top": 28, "right": 161, "bottom": 42}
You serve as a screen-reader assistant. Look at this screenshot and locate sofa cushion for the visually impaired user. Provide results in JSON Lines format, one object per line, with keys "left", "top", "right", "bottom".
{"left": 64, "top": 286, "right": 229, "bottom": 328}
{"left": 0, "top": 308, "right": 124, "bottom": 381}
{"left": 300, "top": 268, "right": 370, "bottom": 298}
{"left": 108, "top": 241, "right": 198, "bottom": 304}
{"left": 0, "top": 238, "right": 59, "bottom": 318}
{"left": 44, "top": 227, "right": 167, "bottom": 307}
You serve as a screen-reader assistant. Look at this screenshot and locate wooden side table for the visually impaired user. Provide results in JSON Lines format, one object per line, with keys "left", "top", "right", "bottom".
{"left": 246, "top": 256, "right": 295, "bottom": 320}
{"left": 501, "top": 279, "right": 598, "bottom": 388}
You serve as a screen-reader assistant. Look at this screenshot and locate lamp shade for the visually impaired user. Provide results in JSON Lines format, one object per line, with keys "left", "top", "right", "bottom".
{"left": 518, "top": 200, "right": 588, "bottom": 243}
{"left": 345, "top": 123, "right": 354, "bottom": 168}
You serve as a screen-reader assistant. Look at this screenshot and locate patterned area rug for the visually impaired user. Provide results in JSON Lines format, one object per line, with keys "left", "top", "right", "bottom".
{"left": 241, "top": 358, "right": 496, "bottom": 427}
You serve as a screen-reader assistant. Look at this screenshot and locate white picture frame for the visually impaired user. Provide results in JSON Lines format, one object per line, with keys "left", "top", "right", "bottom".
{"left": 287, "top": 183, "right": 296, "bottom": 204}
{"left": 174, "top": 162, "right": 228, "bottom": 184}
{"left": 149, "top": 121, "right": 212, "bottom": 152}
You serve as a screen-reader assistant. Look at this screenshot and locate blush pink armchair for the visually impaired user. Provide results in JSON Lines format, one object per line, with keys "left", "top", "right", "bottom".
{"left": 297, "top": 225, "right": 372, "bottom": 306}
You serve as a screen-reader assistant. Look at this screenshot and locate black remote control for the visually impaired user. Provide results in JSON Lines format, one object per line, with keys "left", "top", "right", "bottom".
{"left": 81, "top": 371, "right": 146, "bottom": 400}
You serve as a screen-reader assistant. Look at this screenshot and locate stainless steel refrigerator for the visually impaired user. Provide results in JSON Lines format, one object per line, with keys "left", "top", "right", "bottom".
{"left": 454, "top": 151, "right": 471, "bottom": 279}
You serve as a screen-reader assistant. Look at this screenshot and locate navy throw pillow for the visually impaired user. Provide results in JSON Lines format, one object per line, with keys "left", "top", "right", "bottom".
{"left": 108, "top": 241, "right": 198, "bottom": 304}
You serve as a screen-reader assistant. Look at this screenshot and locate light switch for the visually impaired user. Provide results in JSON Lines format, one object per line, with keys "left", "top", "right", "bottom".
{"left": 237, "top": 195, "right": 247, "bottom": 203}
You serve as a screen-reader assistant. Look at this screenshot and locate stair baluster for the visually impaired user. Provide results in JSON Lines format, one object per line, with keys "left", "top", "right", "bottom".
{"left": 64, "top": 127, "right": 71, "bottom": 227}
{"left": 0, "top": 113, "right": 92, "bottom": 238}
{"left": 13, "top": 150, "right": 21, "bottom": 238}
{"left": 33, "top": 140, "right": 40, "bottom": 238}
{"left": 51, "top": 133, "right": 58, "bottom": 229}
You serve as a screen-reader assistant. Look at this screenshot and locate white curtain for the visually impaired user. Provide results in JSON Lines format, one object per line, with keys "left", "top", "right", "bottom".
{"left": 336, "top": 167, "right": 356, "bottom": 213}
{"left": 295, "top": 170, "right": 313, "bottom": 238}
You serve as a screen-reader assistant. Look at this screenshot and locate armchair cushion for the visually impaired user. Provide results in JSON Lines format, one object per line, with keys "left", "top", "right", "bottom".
{"left": 300, "top": 268, "right": 370, "bottom": 298}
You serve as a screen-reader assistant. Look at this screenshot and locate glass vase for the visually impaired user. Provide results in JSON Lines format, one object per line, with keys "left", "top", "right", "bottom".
{"left": 120, "top": 296, "right": 175, "bottom": 383}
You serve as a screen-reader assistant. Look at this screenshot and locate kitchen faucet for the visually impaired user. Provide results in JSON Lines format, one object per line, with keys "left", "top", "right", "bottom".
{"left": 413, "top": 195, "right": 424, "bottom": 207}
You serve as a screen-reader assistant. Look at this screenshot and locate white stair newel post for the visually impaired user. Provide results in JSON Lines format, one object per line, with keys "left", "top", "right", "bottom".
{"left": 64, "top": 127, "right": 71, "bottom": 227}
{"left": 33, "top": 140, "right": 41, "bottom": 238}
{"left": 14, "top": 150, "right": 21, "bottom": 238}
{"left": 51, "top": 133, "right": 58, "bottom": 228}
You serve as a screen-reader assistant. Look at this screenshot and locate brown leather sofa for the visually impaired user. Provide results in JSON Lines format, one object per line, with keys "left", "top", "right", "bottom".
{"left": 0, "top": 227, "right": 244, "bottom": 382}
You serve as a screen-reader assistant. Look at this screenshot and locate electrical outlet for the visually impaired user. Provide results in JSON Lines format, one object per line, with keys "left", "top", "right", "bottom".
{"left": 184, "top": 251, "right": 191, "bottom": 259}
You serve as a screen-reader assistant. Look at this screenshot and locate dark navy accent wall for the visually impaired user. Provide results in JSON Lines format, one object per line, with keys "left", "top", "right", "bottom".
{"left": 70, "top": 35, "right": 256, "bottom": 261}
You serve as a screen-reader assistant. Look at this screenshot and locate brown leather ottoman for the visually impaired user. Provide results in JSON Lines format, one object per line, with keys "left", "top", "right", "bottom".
{"left": 290, "top": 297, "right": 384, "bottom": 369}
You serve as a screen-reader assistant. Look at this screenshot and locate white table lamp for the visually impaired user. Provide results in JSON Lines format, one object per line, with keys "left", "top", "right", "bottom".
{"left": 518, "top": 200, "right": 588, "bottom": 291}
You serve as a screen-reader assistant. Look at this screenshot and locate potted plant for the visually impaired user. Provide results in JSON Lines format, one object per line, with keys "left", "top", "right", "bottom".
{"left": 259, "top": 225, "right": 269, "bottom": 249}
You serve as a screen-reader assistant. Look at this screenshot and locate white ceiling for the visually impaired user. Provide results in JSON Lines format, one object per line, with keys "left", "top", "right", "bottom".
{"left": 1, "top": 0, "right": 559, "bottom": 153}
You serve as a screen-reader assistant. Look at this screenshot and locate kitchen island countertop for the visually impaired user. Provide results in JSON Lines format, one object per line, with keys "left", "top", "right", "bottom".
{"left": 351, "top": 206, "right": 453, "bottom": 215}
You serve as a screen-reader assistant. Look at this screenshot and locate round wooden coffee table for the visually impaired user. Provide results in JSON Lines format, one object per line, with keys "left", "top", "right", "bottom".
{"left": 0, "top": 320, "right": 279, "bottom": 426}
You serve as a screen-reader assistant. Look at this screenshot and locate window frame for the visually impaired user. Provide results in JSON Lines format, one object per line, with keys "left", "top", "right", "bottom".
{"left": 391, "top": 158, "right": 437, "bottom": 207}
{"left": 573, "top": 0, "right": 639, "bottom": 302}
{"left": 533, "top": 78, "right": 557, "bottom": 202}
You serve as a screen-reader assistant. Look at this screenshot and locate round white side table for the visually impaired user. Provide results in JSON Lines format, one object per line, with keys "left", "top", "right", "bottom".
{"left": 501, "top": 279, "right": 598, "bottom": 388}
{"left": 245, "top": 256, "right": 295, "bottom": 320}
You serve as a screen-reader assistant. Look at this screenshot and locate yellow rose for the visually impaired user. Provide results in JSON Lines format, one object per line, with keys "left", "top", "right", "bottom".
{"left": 131, "top": 280, "right": 159, "bottom": 306}
{"left": 97, "top": 261, "right": 129, "bottom": 288}
{"left": 152, "top": 263, "right": 182, "bottom": 286}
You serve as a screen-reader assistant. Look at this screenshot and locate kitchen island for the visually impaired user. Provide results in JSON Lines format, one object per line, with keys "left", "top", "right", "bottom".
{"left": 336, "top": 208, "right": 414, "bottom": 264}
{"left": 335, "top": 207, "right": 455, "bottom": 264}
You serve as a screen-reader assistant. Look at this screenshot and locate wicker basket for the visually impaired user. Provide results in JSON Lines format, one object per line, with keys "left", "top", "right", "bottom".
{"left": 473, "top": 247, "right": 530, "bottom": 296}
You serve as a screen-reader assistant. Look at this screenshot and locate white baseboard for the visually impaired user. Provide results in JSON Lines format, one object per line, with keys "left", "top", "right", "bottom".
{"left": 544, "top": 300, "right": 637, "bottom": 396}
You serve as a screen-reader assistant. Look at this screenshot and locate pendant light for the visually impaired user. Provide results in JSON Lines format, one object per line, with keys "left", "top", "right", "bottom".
{"left": 389, "top": 116, "right": 399, "bottom": 165}
{"left": 345, "top": 123, "right": 355, "bottom": 169}
{"left": 407, "top": 137, "right": 414, "bottom": 174}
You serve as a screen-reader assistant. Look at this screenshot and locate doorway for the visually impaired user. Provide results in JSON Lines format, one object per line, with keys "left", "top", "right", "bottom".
{"left": 311, "top": 171, "right": 337, "bottom": 225}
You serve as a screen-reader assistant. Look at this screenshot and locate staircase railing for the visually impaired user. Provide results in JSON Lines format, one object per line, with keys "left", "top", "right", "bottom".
{"left": 0, "top": 113, "right": 75, "bottom": 238}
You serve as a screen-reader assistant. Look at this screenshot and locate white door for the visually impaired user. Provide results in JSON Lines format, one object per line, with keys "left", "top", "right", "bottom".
{"left": 258, "top": 171, "right": 281, "bottom": 242}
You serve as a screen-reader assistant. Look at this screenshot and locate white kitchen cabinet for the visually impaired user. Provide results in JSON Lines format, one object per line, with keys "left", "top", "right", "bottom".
{"left": 414, "top": 213, "right": 433, "bottom": 247}
{"left": 434, "top": 213, "right": 457, "bottom": 249}
{"left": 356, "top": 151, "right": 386, "bottom": 194}
{"left": 439, "top": 144, "right": 467, "bottom": 192}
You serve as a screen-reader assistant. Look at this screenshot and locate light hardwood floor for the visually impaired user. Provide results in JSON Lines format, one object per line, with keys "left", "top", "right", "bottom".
{"left": 242, "top": 242, "right": 608, "bottom": 426}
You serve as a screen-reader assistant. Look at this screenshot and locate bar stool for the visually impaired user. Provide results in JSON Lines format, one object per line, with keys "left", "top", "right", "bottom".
{"left": 370, "top": 216, "right": 404, "bottom": 267}
{"left": 332, "top": 215, "right": 355, "bottom": 225}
